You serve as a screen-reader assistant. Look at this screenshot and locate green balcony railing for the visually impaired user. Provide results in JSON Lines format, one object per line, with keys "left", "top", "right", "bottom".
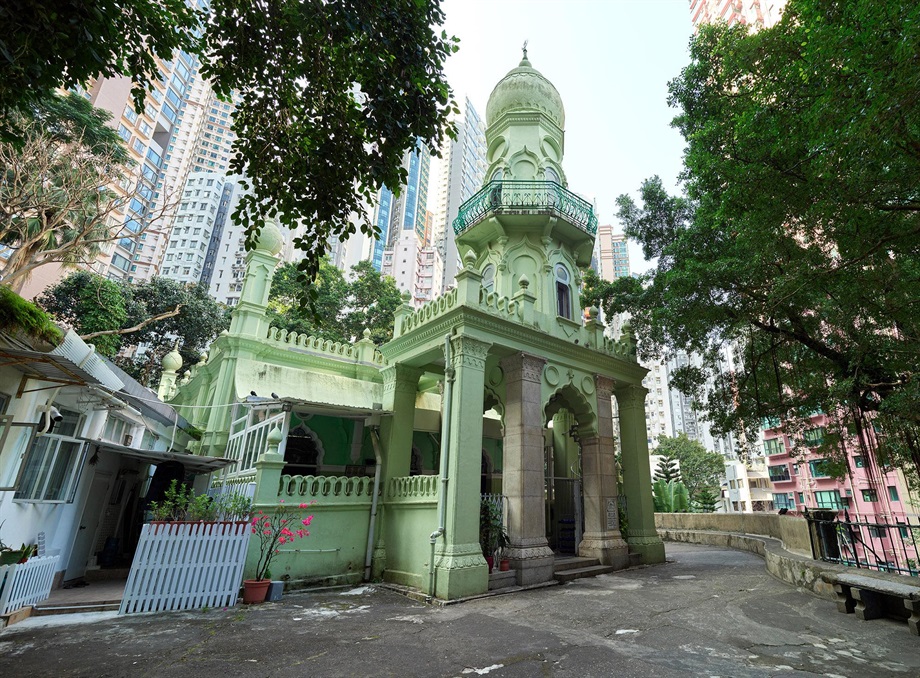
{"left": 452, "top": 180, "right": 598, "bottom": 236}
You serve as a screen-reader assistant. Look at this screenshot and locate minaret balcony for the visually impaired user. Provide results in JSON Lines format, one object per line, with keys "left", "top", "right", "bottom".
{"left": 452, "top": 180, "right": 598, "bottom": 237}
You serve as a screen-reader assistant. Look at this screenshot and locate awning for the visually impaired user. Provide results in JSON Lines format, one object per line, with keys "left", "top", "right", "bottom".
{"left": 81, "top": 438, "right": 237, "bottom": 474}
{"left": 0, "top": 347, "right": 103, "bottom": 394}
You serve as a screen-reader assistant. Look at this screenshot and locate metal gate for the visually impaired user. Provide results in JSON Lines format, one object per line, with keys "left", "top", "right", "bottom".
{"left": 547, "top": 477, "right": 582, "bottom": 554}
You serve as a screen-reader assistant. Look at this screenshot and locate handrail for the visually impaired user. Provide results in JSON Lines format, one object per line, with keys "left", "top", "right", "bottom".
{"left": 453, "top": 180, "right": 598, "bottom": 236}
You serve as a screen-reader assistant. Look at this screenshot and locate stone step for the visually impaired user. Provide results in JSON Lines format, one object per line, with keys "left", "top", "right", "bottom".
{"left": 553, "top": 557, "right": 600, "bottom": 573}
{"left": 488, "top": 569, "right": 516, "bottom": 591}
{"left": 31, "top": 602, "right": 120, "bottom": 616}
{"left": 554, "top": 564, "right": 616, "bottom": 583}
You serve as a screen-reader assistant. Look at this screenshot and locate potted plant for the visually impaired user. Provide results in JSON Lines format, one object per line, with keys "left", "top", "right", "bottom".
{"left": 479, "top": 498, "right": 507, "bottom": 573}
{"left": 245, "top": 500, "right": 313, "bottom": 603}
{"left": 0, "top": 521, "right": 36, "bottom": 565}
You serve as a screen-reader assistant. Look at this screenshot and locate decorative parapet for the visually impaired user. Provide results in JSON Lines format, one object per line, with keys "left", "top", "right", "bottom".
{"left": 397, "top": 288, "right": 459, "bottom": 337}
{"left": 453, "top": 180, "right": 598, "bottom": 236}
{"left": 386, "top": 475, "right": 439, "bottom": 502}
{"left": 278, "top": 474, "right": 376, "bottom": 502}
{"left": 478, "top": 288, "right": 524, "bottom": 323}
{"left": 265, "top": 327, "right": 386, "bottom": 365}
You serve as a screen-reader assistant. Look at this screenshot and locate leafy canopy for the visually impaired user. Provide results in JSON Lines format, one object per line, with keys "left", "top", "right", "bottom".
{"left": 268, "top": 259, "right": 402, "bottom": 345}
{"left": 38, "top": 273, "right": 230, "bottom": 385}
{"left": 0, "top": 93, "right": 135, "bottom": 290}
{"left": 1, "top": 1, "right": 458, "bottom": 304}
{"left": 655, "top": 434, "right": 724, "bottom": 503}
{"left": 588, "top": 0, "right": 920, "bottom": 485}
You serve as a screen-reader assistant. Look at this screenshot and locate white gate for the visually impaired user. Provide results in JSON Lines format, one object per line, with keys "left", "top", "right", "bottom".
{"left": 119, "top": 521, "right": 250, "bottom": 615}
{"left": 0, "top": 555, "right": 59, "bottom": 615}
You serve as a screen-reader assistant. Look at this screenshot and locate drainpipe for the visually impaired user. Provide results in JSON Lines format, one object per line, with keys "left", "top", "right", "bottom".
{"left": 427, "top": 332, "right": 455, "bottom": 603}
{"left": 363, "top": 425, "right": 384, "bottom": 582}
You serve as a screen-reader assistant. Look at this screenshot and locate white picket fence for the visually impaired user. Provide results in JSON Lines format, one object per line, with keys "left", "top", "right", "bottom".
{"left": 0, "top": 555, "right": 59, "bottom": 615}
{"left": 119, "top": 521, "right": 250, "bottom": 615}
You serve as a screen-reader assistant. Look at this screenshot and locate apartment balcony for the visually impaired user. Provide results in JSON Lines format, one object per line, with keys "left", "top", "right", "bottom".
{"left": 452, "top": 180, "right": 598, "bottom": 237}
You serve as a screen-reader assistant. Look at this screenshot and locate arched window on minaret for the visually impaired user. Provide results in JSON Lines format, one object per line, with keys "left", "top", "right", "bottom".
{"left": 545, "top": 167, "right": 559, "bottom": 184}
{"left": 555, "top": 264, "right": 572, "bottom": 320}
{"left": 482, "top": 264, "right": 495, "bottom": 294}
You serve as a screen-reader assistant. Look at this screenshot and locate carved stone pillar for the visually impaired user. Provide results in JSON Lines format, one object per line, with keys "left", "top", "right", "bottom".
{"left": 615, "top": 383, "right": 665, "bottom": 564}
{"left": 374, "top": 363, "right": 422, "bottom": 577}
{"left": 578, "top": 375, "right": 629, "bottom": 567}
{"left": 435, "top": 335, "right": 491, "bottom": 599}
{"left": 501, "top": 353, "right": 554, "bottom": 585}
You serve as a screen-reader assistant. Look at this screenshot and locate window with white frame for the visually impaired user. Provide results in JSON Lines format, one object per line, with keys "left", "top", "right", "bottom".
{"left": 102, "top": 416, "right": 133, "bottom": 445}
{"left": 14, "top": 409, "right": 86, "bottom": 502}
{"left": 555, "top": 264, "right": 572, "bottom": 320}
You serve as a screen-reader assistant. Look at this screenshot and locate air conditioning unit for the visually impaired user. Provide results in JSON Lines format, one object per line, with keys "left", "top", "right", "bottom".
{"left": 123, "top": 434, "right": 134, "bottom": 447}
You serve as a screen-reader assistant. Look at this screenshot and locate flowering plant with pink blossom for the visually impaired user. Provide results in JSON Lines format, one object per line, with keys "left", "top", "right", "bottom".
{"left": 249, "top": 500, "right": 314, "bottom": 581}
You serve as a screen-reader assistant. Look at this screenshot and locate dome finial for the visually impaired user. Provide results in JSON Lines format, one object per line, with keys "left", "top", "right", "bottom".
{"left": 520, "top": 39, "right": 530, "bottom": 67}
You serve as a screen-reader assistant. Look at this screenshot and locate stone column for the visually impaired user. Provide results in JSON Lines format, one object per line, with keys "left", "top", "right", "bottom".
{"left": 501, "top": 352, "right": 554, "bottom": 585}
{"left": 578, "top": 376, "right": 629, "bottom": 567}
{"left": 374, "top": 363, "right": 422, "bottom": 576}
{"left": 435, "top": 335, "right": 491, "bottom": 599}
{"left": 615, "top": 384, "right": 666, "bottom": 564}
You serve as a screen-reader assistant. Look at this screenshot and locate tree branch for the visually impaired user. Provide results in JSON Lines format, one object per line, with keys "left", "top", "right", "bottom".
{"left": 79, "top": 304, "right": 184, "bottom": 340}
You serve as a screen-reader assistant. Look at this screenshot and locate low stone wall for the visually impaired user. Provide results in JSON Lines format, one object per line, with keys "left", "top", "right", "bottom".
{"left": 655, "top": 512, "right": 812, "bottom": 557}
{"left": 654, "top": 512, "right": 857, "bottom": 601}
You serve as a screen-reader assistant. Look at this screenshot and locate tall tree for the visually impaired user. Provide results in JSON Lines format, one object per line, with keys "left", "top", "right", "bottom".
{"left": 38, "top": 273, "right": 229, "bottom": 385}
{"left": 2, "top": 1, "right": 459, "bottom": 297}
{"left": 654, "top": 455, "right": 681, "bottom": 484}
{"left": 0, "top": 94, "right": 161, "bottom": 290}
{"left": 268, "top": 259, "right": 401, "bottom": 345}
{"left": 589, "top": 0, "right": 920, "bottom": 486}
{"left": 341, "top": 259, "right": 403, "bottom": 345}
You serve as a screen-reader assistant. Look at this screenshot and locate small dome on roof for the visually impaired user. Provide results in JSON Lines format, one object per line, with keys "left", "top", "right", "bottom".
{"left": 255, "top": 218, "right": 284, "bottom": 256}
{"left": 486, "top": 51, "right": 565, "bottom": 128}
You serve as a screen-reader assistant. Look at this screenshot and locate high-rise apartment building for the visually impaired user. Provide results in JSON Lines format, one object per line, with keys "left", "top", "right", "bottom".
{"left": 381, "top": 230, "right": 443, "bottom": 307}
{"left": 431, "top": 98, "right": 487, "bottom": 291}
{"left": 595, "top": 225, "right": 630, "bottom": 281}
{"left": 689, "top": 0, "right": 786, "bottom": 29}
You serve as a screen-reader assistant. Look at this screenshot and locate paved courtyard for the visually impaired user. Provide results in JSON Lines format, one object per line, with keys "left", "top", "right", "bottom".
{"left": 2, "top": 543, "right": 918, "bottom": 677}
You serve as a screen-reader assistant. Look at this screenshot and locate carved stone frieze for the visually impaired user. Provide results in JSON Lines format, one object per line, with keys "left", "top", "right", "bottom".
{"left": 451, "top": 336, "right": 491, "bottom": 371}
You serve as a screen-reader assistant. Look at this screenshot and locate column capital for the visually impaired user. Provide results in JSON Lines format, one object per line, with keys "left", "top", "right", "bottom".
{"left": 594, "top": 375, "right": 615, "bottom": 400}
{"left": 614, "top": 383, "right": 648, "bottom": 410}
{"left": 381, "top": 364, "right": 424, "bottom": 395}
{"left": 500, "top": 352, "right": 546, "bottom": 383}
{"left": 450, "top": 335, "right": 491, "bottom": 371}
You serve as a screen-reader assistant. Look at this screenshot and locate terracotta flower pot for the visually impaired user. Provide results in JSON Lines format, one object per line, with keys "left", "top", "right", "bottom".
{"left": 485, "top": 556, "right": 494, "bottom": 573}
{"left": 242, "top": 579, "right": 271, "bottom": 604}
{"left": 499, "top": 558, "right": 511, "bottom": 572}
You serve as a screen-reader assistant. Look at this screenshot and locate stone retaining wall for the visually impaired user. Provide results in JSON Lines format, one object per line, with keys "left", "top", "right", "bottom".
{"left": 655, "top": 512, "right": 812, "bottom": 556}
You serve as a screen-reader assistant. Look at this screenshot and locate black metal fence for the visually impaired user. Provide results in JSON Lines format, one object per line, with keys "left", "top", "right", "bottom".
{"left": 805, "top": 509, "right": 920, "bottom": 576}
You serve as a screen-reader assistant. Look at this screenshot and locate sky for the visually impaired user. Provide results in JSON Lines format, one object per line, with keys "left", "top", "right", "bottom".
{"left": 435, "top": 0, "right": 694, "bottom": 273}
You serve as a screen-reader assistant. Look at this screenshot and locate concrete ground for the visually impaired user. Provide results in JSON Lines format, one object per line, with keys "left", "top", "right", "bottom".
{"left": 2, "top": 543, "right": 918, "bottom": 677}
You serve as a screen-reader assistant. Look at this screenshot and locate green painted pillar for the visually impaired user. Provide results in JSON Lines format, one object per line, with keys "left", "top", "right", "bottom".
{"left": 615, "top": 384, "right": 665, "bottom": 564}
{"left": 578, "top": 376, "right": 629, "bottom": 567}
{"left": 375, "top": 363, "right": 422, "bottom": 577}
{"left": 436, "top": 335, "right": 491, "bottom": 599}
{"left": 500, "top": 352, "right": 554, "bottom": 585}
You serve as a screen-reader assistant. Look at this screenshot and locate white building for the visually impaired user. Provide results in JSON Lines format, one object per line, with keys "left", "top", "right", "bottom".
{"left": 430, "top": 98, "right": 487, "bottom": 292}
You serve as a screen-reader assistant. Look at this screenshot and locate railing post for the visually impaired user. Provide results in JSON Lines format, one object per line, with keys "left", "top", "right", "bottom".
{"left": 254, "top": 425, "right": 285, "bottom": 504}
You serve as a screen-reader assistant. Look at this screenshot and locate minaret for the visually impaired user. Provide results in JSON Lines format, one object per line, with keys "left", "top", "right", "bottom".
{"left": 228, "top": 219, "right": 284, "bottom": 339}
{"left": 454, "top": 47, "right": 596, "bottom": 326}
{"left": 157, "top": 341, "right": 183, "bottom": 400}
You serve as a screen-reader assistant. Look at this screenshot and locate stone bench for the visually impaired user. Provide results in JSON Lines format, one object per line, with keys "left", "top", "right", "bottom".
{"left": 823, "top": 571, "right": 920, "bottom": 636}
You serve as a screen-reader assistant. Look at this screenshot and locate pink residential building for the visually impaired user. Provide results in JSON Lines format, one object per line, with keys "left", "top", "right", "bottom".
{"left": 764, "top": 414, "right": 919, "bottom": 572}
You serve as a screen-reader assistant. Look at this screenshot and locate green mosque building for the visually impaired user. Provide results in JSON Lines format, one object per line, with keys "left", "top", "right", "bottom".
{"left": 164, "top": 52, "right": 665, "bottom": 600}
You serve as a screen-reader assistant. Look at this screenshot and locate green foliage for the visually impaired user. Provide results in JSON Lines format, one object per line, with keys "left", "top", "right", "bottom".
{"left": 0, "top": 0, "right": 201, "bottom": 142}
{"left": 1, "top": 93, "right": 133, "bottom": 288}
{"left": 201, "top": 0, "right": 459, "bottom": 305}
{"left": 268, "top": 259, "right": 401, "bottom": 344}
{"left": 0, "top": 285, "right": 62, "bottom": 346}
{"left": 36, "top": 271, "right": 126, "bottom": 356}
{"left": 149, "top": 480, "right": 254, "bottom": 522}
{"left": 654, "top": 454, "right": 681, "bottom": 483}
{"left": 38, "top": 273, "right": 229, "bottom": 386}
{"left": 597, "top": 0, "right": 920, "bottom": 484}
{"left": 693, "top": 488, "right": 719, "bottom": 513}
{"left": 652, "top": 478, "right": 690, "bottom": 513}
{"left": 655, "top": 434, "right": 725, "bottom": 504}
{"left": 479, "top": 498, "right": 508, "bottom": 559}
